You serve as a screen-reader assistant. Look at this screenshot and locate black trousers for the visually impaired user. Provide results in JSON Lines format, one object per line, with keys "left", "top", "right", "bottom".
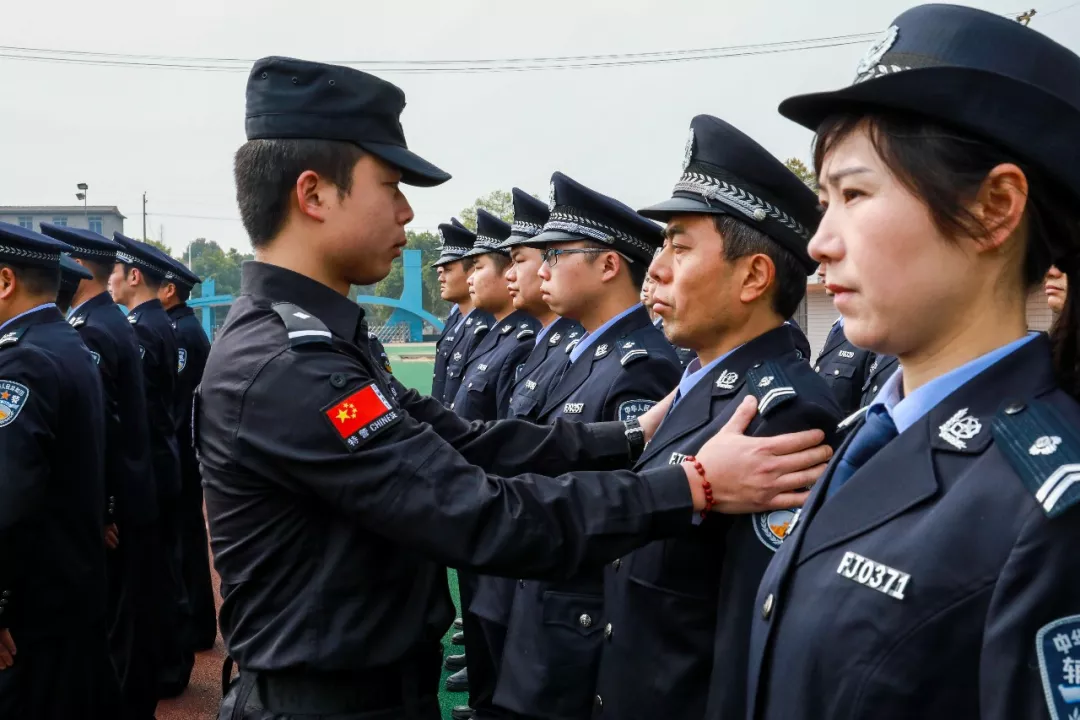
{"left": 459, "top": 571, "right": 500, "bottom": 712}
{"left": 108, "top": 522, "right": 162, "bottom": 719}
{"left": 179, "top": 479, "right": 218, "bottom": 650}
{"left": 155, "top": 502, "right": 195, "bottom": 697}
{"left": 0, "top": 628, "right": 112, "bottom": 719}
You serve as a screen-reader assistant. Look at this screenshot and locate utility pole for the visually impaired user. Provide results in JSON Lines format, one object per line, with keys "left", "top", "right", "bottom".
{"left": 142, "top": 192, "right": 147, "bottom": 241}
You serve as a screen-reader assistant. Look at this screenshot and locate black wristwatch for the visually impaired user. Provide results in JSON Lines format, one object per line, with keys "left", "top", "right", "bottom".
{"left": 623, "top": 417, "right": 646, "bottom": 462}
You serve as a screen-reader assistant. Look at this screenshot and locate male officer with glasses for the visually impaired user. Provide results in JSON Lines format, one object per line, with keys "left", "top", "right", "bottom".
{"left": 494, "top": 173, "right": 681, "bottom": 720}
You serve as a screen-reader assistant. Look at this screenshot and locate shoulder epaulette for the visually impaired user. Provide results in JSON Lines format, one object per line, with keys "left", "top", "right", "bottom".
{"left": 474, "top": 323, "right": 490, "bottom": 336}
{"left": 0, "top": 327, "right": 26, "bottom": 349}
{"left": 746, "top": 361, "right": 798, "bottom": 416}
{"left": 516, "top": 323, "right": 535, "bottom": 340}
{"left": 618, "top": 338, "right": 649, "bottom": 367}
{"left": 271, "top": 302, "right": 332, "bottom": 347}
{"left": 993, "top": 398, "right": 1080, "bottom": 518}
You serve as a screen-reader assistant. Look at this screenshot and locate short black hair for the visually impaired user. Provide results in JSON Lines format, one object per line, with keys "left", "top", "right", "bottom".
{"left": 486, "top": 253, "right": 512, "bottom": 274}
{"left": 460, "top": 257, "right": 476, "bottom": 272}
{"left": 234, "top": 138, "right": 366, "bottom": 249}
{"left": 80, "top": 258, "right": 113, "bottom": 284}
{"left": 0, "top": 262, "right": 61, "bottom": 298}
{"left": 174, "top": 284, "right": 192, "bottom": 303}
{"left": 584, "top": 241, "right": 649, "bottom": 291}
{"left": 120, "top": 263, "right": 163, "bottom": 292}
{"left": 713, "top": 215, "right": 806, "bottom": 319}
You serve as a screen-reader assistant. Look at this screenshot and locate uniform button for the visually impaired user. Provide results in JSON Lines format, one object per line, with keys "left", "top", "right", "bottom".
{"left": 330, "top": 373, "right": 347, "bottom": 388}
{"left": 518, "top": 580, "right": 525, "bottom": 589}
{"left": 604, "top": 623, "right": 612, "bottom": 640}
{"left": 815, "top": 365, "right": 821, "bottom": 372}
{"left": 872, "top": 385, "right": 878, "bottom": 393}
{"left": 612, "top": 558, "right": 621, "bottom": 571}
{"left": 595, "top": 695, "right": 603, "bottom": 710}
{"left": 579, "top": 613, "right": 593, "bottom": 628}
{"left": 833, "top": 369, "right": 840, "bottom": 376}
{"left": 468, "top": 382, "right": 473, "bottom": 388}
{"left": 762, "top": 593, "right": 775, "bottom": 619}
{"left": 1004, "top": 403, "right": 1026, "bottom": 415}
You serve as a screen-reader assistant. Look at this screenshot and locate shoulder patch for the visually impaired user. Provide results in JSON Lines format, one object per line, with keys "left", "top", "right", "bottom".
{"left": 0, "top": 328, "right": 26, "bottom": 349}
{"left": 178, "top": 348, "right": 188, "bottom": 373}
{"left": 746, "top": 361, "right": 798, "bottom": 416}
{"left": 1036, "top": 614, "right": 1080, "bottom": 720}
{"left": 322, "top": 383, "right": 402, "bottom": 452}
{"left": 993, "top": 398, "right": 1080, "bottom": 517}
{"left": 271, "top": 302, "right": 332, "bottom": 347}
{"left": 753, "top": 509, "right": 797, "bottom": 552}
{"left": 618, "top": 340, "right": 649, "bottom": 367}
{"left": 0, "top": 380, "right": 30, "bottom": 427}
{"left": 618, "top": 399, "right": 656, "bottom": 422}
{"left": 69, "top": 315, "right": 86, "bottom": 328}
{"left": 474, "top": 324, "right": 490, "bottom": 336}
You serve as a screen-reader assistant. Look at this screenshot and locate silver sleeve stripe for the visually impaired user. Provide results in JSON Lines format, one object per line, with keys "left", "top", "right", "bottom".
{"left": 0, "top": 244, "right": 62, "bottom": 262}
{"left": 288, "top": 330, "right": 332, "bottom": 340}
{"left": 673, "top": 172, "right": 811, "bottom": 240}
{"left": 511, "top": 221, "right": 544, "bottom": 237}
{"left": 544, "top": 210, "right": 656, "bottom": 258}
{"left": 758, "top": 386, "right": 797, "bottom": 413}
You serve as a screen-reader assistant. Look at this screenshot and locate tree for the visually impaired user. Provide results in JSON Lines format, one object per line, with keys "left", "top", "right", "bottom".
{"left": 174, "top": 238, "right": 253, "bottom": 299}
{"left": 352, "top": 229, "right": 452, "bottom": 325}
{"left": 784, "top": 158, "right": 818, "bottom": 191}
{"left": 145, "top": 238, "right": 172, "bottom": 256}
{"left": 458, "top": 190, "right": 514, "bottom": 230}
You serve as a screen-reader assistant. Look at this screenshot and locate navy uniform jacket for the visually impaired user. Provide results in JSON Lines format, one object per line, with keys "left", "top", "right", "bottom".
{"left": 860, "top": 353, "right": 899, "bottom": 409}
{"left": 497, "top": 304, "right": 681, "bottom": 720}
{"left": 592, "top": 325, "right": 842, "bottom": 720}
{"left": 444, "top": 309, "right": 494, "bottom": 406}
{"left": 430, "top": 306, "right": 459, "bottom": 403}
{"left": 128, "top": 299, "right": 182, "bottom": 504}
{"left": 450, "top": 310, "right": 540, "bottom": 420}
{"left": 814, "top": 319, "right": 872, "bottom": 415}
{"left": 747, "top": 333, "right": 1080, "bottom": 720}
{"left": 168, "top": 304, "right": 211, "bottom": 498}
{"left": 502, "top": 317, "right": 583, "bottom": 421}
{"left": 0, "top": 306, "right": 107, "bottom": 636}
{"left": 197, "top": 263, "right": 694, "bottom": 694}
{"left": 70, "top": 292, "right": 157, "bottom": 525}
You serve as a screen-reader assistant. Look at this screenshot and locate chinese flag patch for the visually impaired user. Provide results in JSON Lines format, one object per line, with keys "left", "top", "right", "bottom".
{"left": 324, "top": 384, "right": 394, "bottom": 440}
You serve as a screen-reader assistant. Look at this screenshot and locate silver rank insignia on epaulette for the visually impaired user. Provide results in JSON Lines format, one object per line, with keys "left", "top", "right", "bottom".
{"left": 747, "top": 362, "right": 796, "bottom": 415}
{"left": 0, "top": 331, "right": 21, "bottom": 347}
{"left": 517, "top": 325, "right": 535, "bottom": 340}
{"left": 619, "top": 340, "right": 648, "bottom": 367}
{"left": 566, "top": 339, "right": 580, "bottom": 354}
{"left": 474, "top": 324, "right": 489, "bottom": 336}
{"left": 993, "top": 399, "right": 1080, "bottom": 518}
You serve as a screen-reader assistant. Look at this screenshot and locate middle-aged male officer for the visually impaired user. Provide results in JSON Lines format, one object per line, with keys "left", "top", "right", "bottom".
{"left": 41, "top": 223, "right": 161, "bottom": 719}
{"left": 495, "top": 172, "right": 682, "bottom": 720}
{"left": 591, "top": 115, "right": 845, "bottom": 720}
{"left": 0, "top": 222, "right": 111, "bottom": 718}
{"left": 156, "top": 254, "right": 218, "bottom": 653}
{"left": 200, "top": 56, "right": 832, "bottom": 720}
{"left": 108, "top": 233, "right": 194, "bottom": 699}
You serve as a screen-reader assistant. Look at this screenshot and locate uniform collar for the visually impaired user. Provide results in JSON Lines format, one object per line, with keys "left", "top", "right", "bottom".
{"left": 674, "top": 343, "right": 743, "bottom": 405}
{"left": 534, "top": 317, "right": 561, "bottom": 347}
{"left": 68, "top": 291, "right": 114, "bottom": 319}
{"left": 240, "top": 261, "right": 364, "bottom": 343}
{"left": 0, "top": 303, "right": 62, "bottom": 334}
{"left": 569, "top": 303, "right": 643, "bottom": 363}
{"left": 167, "top": 302, "right": 194, "bottom": 319}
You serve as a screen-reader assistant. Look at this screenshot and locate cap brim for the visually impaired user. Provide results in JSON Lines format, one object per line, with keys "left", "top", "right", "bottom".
{"left": 498, "top": 234, "right": 544, "bottom": 250}
{"left": 60, "top": 254, "right": 93, "bottom": 280}
{"left": 361, "top": 142, "right": 451, "bottom": 188}
{"left": 637, "top": 196, "right": 731, "bottom": 222}
{"left": 530, "top": 229, "right": 590, "bottom": 245}
{"left": 460, "top": 247, "right": 508, "bottom": 259}
{"left": 431, "top": 254, "right": 462, "bottom": 268}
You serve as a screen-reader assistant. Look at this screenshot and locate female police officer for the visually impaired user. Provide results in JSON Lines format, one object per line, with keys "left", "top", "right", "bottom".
{"left": 742, "top": 6, "right": 1080, "bottom": 720}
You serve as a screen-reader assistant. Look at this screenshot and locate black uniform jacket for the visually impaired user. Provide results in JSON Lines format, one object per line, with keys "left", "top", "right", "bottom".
{"left": 591, "top": 324, "right": 842, "bottom": 720}
{"left": 196, "top": 262, "right": 694, "bottom": 678}
{"left": 497, "top": 305, "right": 682, "bottom": 720}
{"left": 431, "top": 306, "right": 459, "bottom": 404}
{"left": 814, "top": 319, "right": 873, "bottom": 415}
{"left": 747, "top": 333, "right": 1080, "bottom": 720}
{"left": 70, "top": 292, "right": 156, "bottom": 525}
{"left": 168, "top": 304, "right": 211, "bottom": 497}
{"left": 0, "top": 306, "right": 107, "bottom": 636}
{"left": 859, "top": 353, "right": 899, "bottom": 409}
{"left": 502, "top": 317, "right": 583, "bottom": 421}
{"left": 128, "top": 299, "right": 181, "bottom": 503}
{"left": 451, "top": 310, "right": 540, "bottom": 420}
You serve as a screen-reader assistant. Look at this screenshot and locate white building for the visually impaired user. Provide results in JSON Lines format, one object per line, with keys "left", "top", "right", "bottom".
{"left": 0, "top": 205, "right": 125, "bottom": 238}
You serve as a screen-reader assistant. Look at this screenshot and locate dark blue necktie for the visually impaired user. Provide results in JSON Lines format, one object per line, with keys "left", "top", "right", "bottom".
{"left": 826, "top": 406, "right": 898, "bottom": 499}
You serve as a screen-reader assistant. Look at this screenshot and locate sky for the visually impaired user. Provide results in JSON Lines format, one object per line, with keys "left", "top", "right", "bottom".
{"left": 1, "top": 0, "right": 1077, "bottom": 255}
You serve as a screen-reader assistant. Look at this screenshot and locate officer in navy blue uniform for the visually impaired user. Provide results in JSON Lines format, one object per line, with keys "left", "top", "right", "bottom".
{"left": 431, "top": 228, "right": 465, "bottom": 404}
{"left": 203, "top": 56, "right": 830, "bottom": 720}
{"left": 588, "top": 114, "right": 843, "bottom": 720}
{"left": 109, "top": 232, "right": 193, "bottom": 698}
{"left": 746, "top": 7, "right": 1080, "bottom": 719}
{"left": 433, "top": 222, "right": 495, "bottom": 405}
{"left": 0, "top": 223, "right": 110, "bottom": 717}
{"left": 40, "top": 223, "right": 161, "bottom": 718}
{"left": 495, "top": 173, "right": 681, "bottom": 720}
{"left": 155, "top": 254, "right": 219, "bottom": 653}
{"left": 814, "top": 314, "right": 871, "bottom": 415}
{"left": 859, "top": 353, "right": 898, "bottom": 409}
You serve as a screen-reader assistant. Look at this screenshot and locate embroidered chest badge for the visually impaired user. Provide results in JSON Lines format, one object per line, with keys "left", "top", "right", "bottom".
{"left": 1036, "top": 615, "right": 1080, "bottom": 720}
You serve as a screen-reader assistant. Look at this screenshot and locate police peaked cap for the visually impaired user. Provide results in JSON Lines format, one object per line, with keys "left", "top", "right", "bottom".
{"left": 40, "top": 222, "right": 121, "bottom": 263}
{"left": 780, "top": 3, "right": 1080, "bottom": 204}
{"left": 461, "top": 210, "right": 512, "bottom": 258}
{"left": 59, "top": 253, "right": 93, "bottom": 283}
{"left": 112, "top": 232, "right": 175, "bottom": 281}
{"left": 245, "top": 56, "right": 451, "bottom": 188}
{"left": 432, "top": 222, "right": 478, "bottom": 267}
{"left": 158, "top": 253, "right": 202, "bottom": 290}
{"left": 500, "top": 188, "right": 551, "bottom": 250}
{"left": 533, "top": 172, "right": 664, "bottom": 264}
{"left": 0, "top": 221, "right": 73, "bottom": 270}
{"left": 639, "top": 114, "right": 820, "bottom": 274}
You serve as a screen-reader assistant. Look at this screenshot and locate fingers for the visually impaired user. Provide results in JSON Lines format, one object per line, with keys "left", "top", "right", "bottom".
{"left": 765, "top": 490, "right": 813, "bottom": 511}
{"left": 0, "top": 630, "right": 15, "bottom": 669}
{"left": 760, "top": 428, "right": 828, "bottom": 456}
{"left": 769, "top": 462, "right": 832, "bottom": 495}
{"left": 718, "top": 396, "right": 759, "bottom": 436}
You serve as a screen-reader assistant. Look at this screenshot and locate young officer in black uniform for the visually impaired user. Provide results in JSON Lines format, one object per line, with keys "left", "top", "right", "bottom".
{"left": 495, "top": 172, "right": 682, "bottom": 720}
{"left": 156, "top": 254, "right": 218, "bottom": 652}
{"left": 109, "top": 233, "right": 193, "bottom": 698}
{"left": 0, "top": 223, "right": 110, "bottom": 718}
{"left": 588, "top": 115, "right": 844, "bottom": 720}
{"left": 747, "top": 6, "right": 1080, "bottom": 719}
{"left": 201, "top": 56, "right": 836, "bottom": 720}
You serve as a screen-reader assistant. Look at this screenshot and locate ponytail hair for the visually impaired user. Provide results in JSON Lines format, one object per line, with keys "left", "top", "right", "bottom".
{"left": 813, "top": 111, "right": 1080, "bottom": 399}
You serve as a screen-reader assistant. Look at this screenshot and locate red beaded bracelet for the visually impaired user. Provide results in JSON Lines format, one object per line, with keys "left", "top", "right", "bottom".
{"left": 684, "top": 455, "right": 713, "bottom": 519}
